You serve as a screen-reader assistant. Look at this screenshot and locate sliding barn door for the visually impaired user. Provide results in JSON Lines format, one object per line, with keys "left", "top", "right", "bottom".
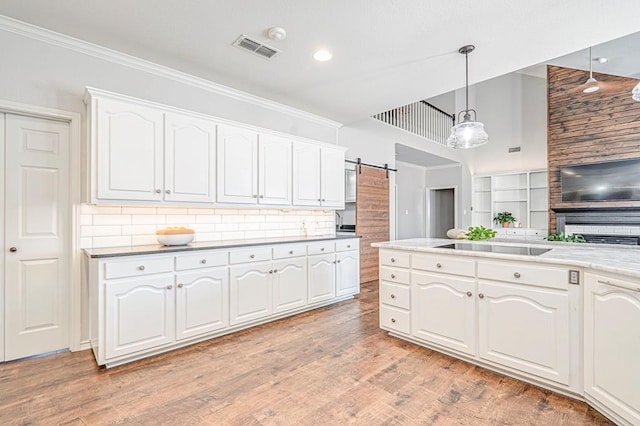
{"left": 356, "top": 166, "right": 389, "bottom": 283}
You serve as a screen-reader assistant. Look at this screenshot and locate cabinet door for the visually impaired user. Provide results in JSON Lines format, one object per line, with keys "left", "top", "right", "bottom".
{"left": 164, "top": 113, "right": 216, "bottom": 203}
{"left": 320, "top": 147, "right": 345, "bottom": 208}
{"left": 105, "top": 276, "right": 175, "bottom": 359}
{"left": 175, "top": 268, "right": 229, "bottom": 341}
{"left": 584, "top": 273, "right": 640, "bottom": 425}
{"left": 96, "top": 98, "right": 164, "bottom": 201}
{"left": 307, "top": 253, "right": 335, "bottom": 304}
{"left": 478, "top": 280, "right": 570, "bottom": 385}
{"left": 292, "top": 142, "right": 321, "bottom": 206}
{"left": 259, "top": 134, "right": 292, "bottom": 205}
{"left": 336, "top": 250, "right": 360, "bottom": 297}
{"left": 411, "top": 271, "right": 476, "bottom": 356}
{"left": 217, "top": 124, "right": 258, "bottom": 204}
{"left": 229, "top": 261, "right": 272, "bottom": 325}
{"left": 273, "top": 258, "right": 307, "bottom": 314}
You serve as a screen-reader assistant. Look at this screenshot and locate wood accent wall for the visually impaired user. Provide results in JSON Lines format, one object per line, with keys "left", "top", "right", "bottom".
{"left": 547, "top": 65, "right": 640, "bottom": 231}
{"left": 356, "top": 166, "right": 389, "bottom": 283}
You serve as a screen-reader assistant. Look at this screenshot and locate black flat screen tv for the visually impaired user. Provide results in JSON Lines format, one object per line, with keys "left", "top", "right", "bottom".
{"left": 561, "top": 158, "right": 640, "bottom": 202}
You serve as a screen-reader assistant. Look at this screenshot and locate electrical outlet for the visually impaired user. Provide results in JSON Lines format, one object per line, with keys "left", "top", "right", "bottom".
{"left": 568, "top": 270, "right": 580, "bottom": 285}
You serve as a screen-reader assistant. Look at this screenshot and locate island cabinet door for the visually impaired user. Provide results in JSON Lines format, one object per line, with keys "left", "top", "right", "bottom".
{"left": 477, "top": 280, "right": 570, "bottom": 386}
{"left": 229, "top": 261, "right": 272, "bottom": 326}
{"left": 104, "top": 275, "right": 175, "bottom": 360}
{"left": 411, "top": 271, "right": 476, "bottom": 356}
{"left": 584, "top": 273, "right": 640, "bottom": 426}
{"left": 175, "top": 268, "right": 229, "bottom": 341}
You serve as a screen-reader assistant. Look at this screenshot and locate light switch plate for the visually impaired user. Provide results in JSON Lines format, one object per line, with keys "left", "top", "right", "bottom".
{"left": 569, "top": 270, "right": 580, "bottom": 285}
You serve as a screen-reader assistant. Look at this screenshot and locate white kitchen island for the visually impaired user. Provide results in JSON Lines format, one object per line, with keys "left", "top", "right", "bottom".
{"left": 372, "top": 238, "right": 640, "bottom": 426}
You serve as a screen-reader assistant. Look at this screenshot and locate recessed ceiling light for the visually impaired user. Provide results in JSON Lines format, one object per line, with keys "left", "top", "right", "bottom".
{"left": 594, "top": 57, "right": 608, "bottom": 64}
{"left": 313, "top": 49, "right": 333, "bottom": 62}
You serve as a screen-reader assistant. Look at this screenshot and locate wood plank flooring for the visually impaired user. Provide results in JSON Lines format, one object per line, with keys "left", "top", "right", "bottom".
{"left": 0, "top": 282, "right": 612, "bottom": 425}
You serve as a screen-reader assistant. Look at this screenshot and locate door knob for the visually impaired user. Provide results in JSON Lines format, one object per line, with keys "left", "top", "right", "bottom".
{"left": 9, "top": 247, "right": 17, "bottom": 253}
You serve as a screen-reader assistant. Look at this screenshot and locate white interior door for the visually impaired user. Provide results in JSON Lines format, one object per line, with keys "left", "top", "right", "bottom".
{"left": 4, "top": 114, "right": 70, "bottom": 361}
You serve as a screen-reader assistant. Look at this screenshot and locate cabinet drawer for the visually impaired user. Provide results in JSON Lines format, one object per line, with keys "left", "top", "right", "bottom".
{"left": 379, "top": 250, "right": 410, "bottom": 268}
{"left": 379, "top": 266, "right": 410, "bottom": 285}
{"left": 175, "top": 251, "right": 228, "bottom": 271}
{"left": 380, "top": 305, "right": 410, "bottom": 334}
{"left": 307, "top": 241, "right": 335, "bottom": 255}
{"left": 380, "top": 282, "right": 410, "bottom": 309}
{"left": 229, "top": 247, "right": 272, "bottom": 264}
{"left": 412, "top": 254, "right": 475, "bottom": 277}
{"left": 273, "top": 243, "right": 306, "bottom": 259}
{"left": 104, "top": 257, "right": 173, "bottom": 279}
{"left": 335, "top": 239, "right": 359, "bottom": 252}
{"left": 477, "top": 260, "right": 568, "bottom": 290}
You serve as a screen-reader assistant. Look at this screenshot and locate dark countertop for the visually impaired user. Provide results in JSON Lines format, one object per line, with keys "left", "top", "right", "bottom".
{"left": 84, "top": 234, "right": 361, "bottom": 258}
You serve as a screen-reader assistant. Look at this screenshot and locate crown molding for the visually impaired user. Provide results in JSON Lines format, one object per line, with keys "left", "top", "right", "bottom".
{"left": 0, "top": 15, "right": 343, "bottom": 129}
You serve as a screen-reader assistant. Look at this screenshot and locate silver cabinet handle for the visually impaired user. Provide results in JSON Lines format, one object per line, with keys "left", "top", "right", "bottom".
{"left": 466, "top": 291, "right": 472, "bottom": 297}
{"left": 166, "top": 285, "right": 173, "bottom": 290}
{"left": 137, "top": 265, "right": 145, "bottom": 271}
{"left": 514, "top": 272, "right": 521, "bottom": 278}
{"left": 165, "top": 190, "right": 171, "bottom": 194}
{"left": 391, "top": 318, "right": 396, "bottom": 323}
{"left": 317, "top": 198, "right": 321, "bottom": 201}
{"left": 259, "top": 195, "right": 264, "bottom": 198}
{"left": 598, "top": 279, "right": 640, "bottom": 292}
{"left": 273, "top": 268, "right": 278, "bottom": 273}
{"left": 289, "top": 250, "right": 294, "bottom": 255}
{"left": 321, "top": 198, "right": 325, "bottom": 202}
{"left": 320, "top": 248, "right": 325, "bottom": 251}
{"left": 436, "top": 263, "right": 442, "bottom": 268}
{"left": 390, "top": 274, "right": 396, "bottom": 279}
{"left": 269, "top": 269, "right": 273, "bottom": 274}
{"left": 201, "top": 259, "right": 207, "bottom": 264}
{"left": 478, "top": 293, "right": 485, "bottom": 299}
{"left": 253, "top": 194, "right": 258, "bottom": 198}
{"left": 336, "top": 259, "right": 341, "bottom": 263}
{"left": 390, "top": 258, "right": 396, "bottom": 263}
{"left": 155, "top": 189, "right": 161, "bottom": 194}
{"left": 250, "top": 254, "right": 255, "bottom": 259}
{"left": 347, "top": 244, "right": 351, "bottom": 248}
{"left": 390, "top": 294, "right": 396, "bottom": 299}
{"left": 8, "top": 247, "right": 17, "bottom": 253}
{"left": 177, "top": 283, "right": 184, "bottom": 288}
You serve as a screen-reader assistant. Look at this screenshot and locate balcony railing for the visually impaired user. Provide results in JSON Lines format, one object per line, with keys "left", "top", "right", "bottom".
{"left": 372, "top": 101, "right": 455, "bottom": 146}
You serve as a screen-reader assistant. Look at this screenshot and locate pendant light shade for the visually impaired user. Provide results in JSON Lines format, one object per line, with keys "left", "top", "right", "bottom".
{"left": 583, "top": 47, "right": 600, "bottom": 94}
{"left": 632, "top": 82, "right": 640, "bottom": 101}
{"left": 447, "top": 45, "right": 489, "bottom": 149}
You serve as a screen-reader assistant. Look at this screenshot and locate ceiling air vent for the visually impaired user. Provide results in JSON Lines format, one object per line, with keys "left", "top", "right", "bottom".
{"left": 233, "top": 35, "right": 280, "bottom": 59}
{"left": 508, "top": 146, "right": 521, "bottom": 153}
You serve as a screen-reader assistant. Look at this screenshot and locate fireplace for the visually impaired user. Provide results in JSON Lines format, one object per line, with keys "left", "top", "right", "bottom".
{"left": 552, "top": 207, "right": 640, "bottom": 245}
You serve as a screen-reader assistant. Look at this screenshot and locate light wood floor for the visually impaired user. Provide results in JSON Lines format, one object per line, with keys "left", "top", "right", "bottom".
{"left": 0, "top": 282, "right": 612, "bottom": 425}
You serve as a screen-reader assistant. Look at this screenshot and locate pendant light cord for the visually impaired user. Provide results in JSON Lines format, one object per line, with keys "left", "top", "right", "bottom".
{"left": 589, "top": 47, "right": 593, "bottom": 78}
{"left": 465, "top": 49, "right": 469, "bottom": 111}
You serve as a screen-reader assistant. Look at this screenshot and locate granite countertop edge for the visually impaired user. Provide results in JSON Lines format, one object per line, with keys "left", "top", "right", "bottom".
{"left": 85, "top": 234, "right": 362, "bottom": 258}
{"left": 372, "top": 238, "right": 640, "bottom": 280}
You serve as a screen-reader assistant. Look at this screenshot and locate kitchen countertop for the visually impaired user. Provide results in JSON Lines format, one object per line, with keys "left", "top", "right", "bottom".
{"left": 85, "top": 234, "right": 361, "bottom": 258}
{"left": 372, "top": 238, "right": 640, "bottom": 279}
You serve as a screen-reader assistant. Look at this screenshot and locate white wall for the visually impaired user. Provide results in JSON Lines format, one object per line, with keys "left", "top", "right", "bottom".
{"left": 425, "top": 164, "right": 471, "bottom": 229}
{"left": 396, "top": 162, "right": 426, "bottom": 239}
{"left": 457, "top": 73, "right": 547, "bottom": 174}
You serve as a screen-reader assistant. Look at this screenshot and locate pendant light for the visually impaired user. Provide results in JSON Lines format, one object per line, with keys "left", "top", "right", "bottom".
{"left": 632, "top": 82, "right": 640, "bottom": 101}
{"left": 583, "top": 47, "right": 600, "bottom": 93}
{"left": 446, "top": 45, "right": 489, "bottom": 149}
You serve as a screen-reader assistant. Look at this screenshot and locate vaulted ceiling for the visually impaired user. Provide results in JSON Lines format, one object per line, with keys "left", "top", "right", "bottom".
{"left": 1, "top": 1, "right": 639, "bottom": 123}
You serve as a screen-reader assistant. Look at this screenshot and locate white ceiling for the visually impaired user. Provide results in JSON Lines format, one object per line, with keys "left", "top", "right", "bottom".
{"left": 1, "top": 1, "right": 640, "bottom": 123}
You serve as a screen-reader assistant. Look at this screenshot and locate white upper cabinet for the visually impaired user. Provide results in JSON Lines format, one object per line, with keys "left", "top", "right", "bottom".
{"left": 164, "top": 113, "right": 216, "bottom": 203}
{"left": 293, "top": 142, "right": 345, "bottom": 208}
{"left": 216, "top": 124, "right": 259, "bottom": 204}
{"left": 95, "top": 97, "right": 164, "bottom": 202}
{"left": 259, "top": 134, "right": 292, "bottom": 205}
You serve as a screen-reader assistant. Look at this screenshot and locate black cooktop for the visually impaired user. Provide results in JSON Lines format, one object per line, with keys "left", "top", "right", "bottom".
{"left": 433, "top": 242, "right": 551, "bottom": 256}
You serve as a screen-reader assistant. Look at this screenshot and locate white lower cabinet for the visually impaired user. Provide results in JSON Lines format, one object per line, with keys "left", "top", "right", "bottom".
{"left": 175, "top": 268, "right": 228, "bottom": 341}
{"left": 411, "top": 271, "right": 476, "bottom": 356}
{"left": 105, "top": 275, "right": 175, "bottom": 359}
{"left": 90, "top": 238, "right": 359, "bottom": 367}
{"left": 229, "top": 261, "right": 273, "bottom": 326}
{"left": 477, "top": 280, "right": 570, "bottom": 385}
{"left": 308, "top": 253, "right": 336, "bottom": 304}
{"left": 584, "top": 272, "right": 640, "bottom": 426}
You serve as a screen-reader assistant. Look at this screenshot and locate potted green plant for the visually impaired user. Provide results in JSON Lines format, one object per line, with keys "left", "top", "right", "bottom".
{"left": 493, "top": 211, "right": 516, "bottom": 228}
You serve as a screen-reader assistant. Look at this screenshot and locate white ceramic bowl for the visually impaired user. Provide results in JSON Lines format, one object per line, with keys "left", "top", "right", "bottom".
{"left": 156, "top": 233, "right": 194, "bottom": 246}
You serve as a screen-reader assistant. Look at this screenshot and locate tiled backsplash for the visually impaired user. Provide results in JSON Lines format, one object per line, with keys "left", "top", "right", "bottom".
{"left": 565, "top": 224, "right": 640, "bottom": 235}
{"left": 80, "top": 205, "right": 335, "bottom": 249}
